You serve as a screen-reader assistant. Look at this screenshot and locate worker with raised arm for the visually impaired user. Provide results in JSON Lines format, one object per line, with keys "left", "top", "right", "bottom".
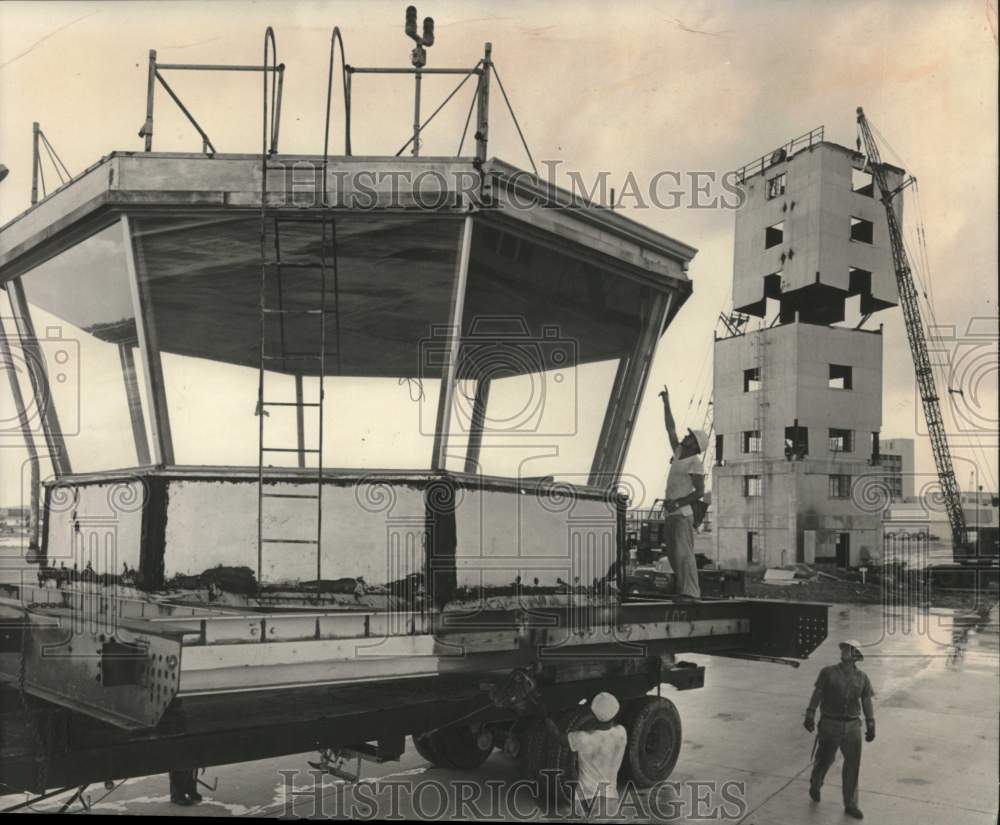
{"left": 803, "top": 639, "right": 876, "bottom": 820}
{"left": 533, "top": 691, "right": 627, "bottom": 814}
{"left": 658, "top": 386, "right": 708, "bottom": 602}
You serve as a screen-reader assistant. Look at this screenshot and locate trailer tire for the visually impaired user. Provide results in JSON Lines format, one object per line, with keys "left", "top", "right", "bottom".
{"left": 515, "top": 717, "right": 549, "bottom": 779}
{"left": 618, "top": 695, "right": 681, "bottom": 787}
{"left": 412, "top": 732, "right": 444, "bottom": 766}
{"left": 537, "top": 705, "right": 591, "bottom": 805}
{"left": 414, "top": 725, "right": 493, "bottom": 770}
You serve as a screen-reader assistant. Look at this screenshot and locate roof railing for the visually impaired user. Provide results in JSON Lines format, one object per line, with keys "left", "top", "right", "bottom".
{"left": 734, "top": 125, "right": 824, "bottom": 185}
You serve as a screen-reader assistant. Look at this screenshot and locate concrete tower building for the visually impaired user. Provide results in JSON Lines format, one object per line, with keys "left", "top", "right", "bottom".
{"left": 713, "top": 130, "right": 904, "bottom": 569}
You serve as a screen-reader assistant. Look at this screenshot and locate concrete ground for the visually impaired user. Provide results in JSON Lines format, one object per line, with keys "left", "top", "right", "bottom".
{"left": 6, "top": 602, "right": 998, "bottom": 822}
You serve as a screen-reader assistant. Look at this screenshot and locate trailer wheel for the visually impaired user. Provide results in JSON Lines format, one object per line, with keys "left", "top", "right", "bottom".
{"left": 619, "top": 696, "right": 681, "bottom": 787}
{"left": 412, "top": 732, "right": 444, "bottom": 766}
{"left": 537, "top": 705, "right": 591, "bottom": 805}
{"left": 413, "top": 725, "right": 493, "bottom": 770}
{"left": 514, "top": 717, "right": 549, "bottom": 779}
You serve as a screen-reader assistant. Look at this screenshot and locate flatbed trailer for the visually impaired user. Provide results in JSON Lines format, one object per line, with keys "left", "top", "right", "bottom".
{"left": 0, "top": 581, "right": 826, "bottom": 796}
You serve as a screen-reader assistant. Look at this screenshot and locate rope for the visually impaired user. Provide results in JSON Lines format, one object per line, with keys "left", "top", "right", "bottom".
{"left": 398, "top": 377, "right": 425, "bottom": 402}
{"left": 67, "top": 780, "right": 126, "bottom": 814}
{"left": 456, "top": 75, "right": 479, "bottom": 156}
{"left": 40, "top": 139, "right": 66, "bottom": 185}
{"left": 37, "top": 154, "right": 47, "bottom": 199}
{"left": 491, "top": 62, "right": 537, "bottom": 177}
{"left": 735, "top": 754, "right": 814, "bottom": 824}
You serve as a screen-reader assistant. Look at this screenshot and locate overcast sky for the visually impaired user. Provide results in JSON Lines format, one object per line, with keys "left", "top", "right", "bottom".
{"left": 0, "top": 0, "right": 997, "bottom": 506}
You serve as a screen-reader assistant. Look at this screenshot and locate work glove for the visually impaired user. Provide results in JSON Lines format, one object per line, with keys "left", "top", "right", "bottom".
{"left": 865, "top": 720, "right": 876, "bottom": 743}
{"left": 803, "top": 711, "right": 816, "bottom": 733}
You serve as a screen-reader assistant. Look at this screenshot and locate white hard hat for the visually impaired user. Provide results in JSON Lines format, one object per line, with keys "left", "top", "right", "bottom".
{"left": 687, "top": 429, "right": 710, "bottom": 454}
{"left": 591, "top": 692, "right": 620, "bottom": 722}
{"left": 839, "top": 639, "right": 865, "bottom": 659}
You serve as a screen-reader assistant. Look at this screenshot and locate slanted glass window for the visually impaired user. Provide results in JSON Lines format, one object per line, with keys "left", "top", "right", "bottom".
{"left": 443, "top": 223, "right": 668, "bottom": 482}
{"left": 0, "top": 288, "right": 58, "bottom": 484}
{"left": 13, "top": 222, "right": 153, "bottom": 473}
{"left": 130, "top": 214, "right": 463, "bottom": 468}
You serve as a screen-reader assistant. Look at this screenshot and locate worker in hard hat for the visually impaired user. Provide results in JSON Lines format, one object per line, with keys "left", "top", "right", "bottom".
{"left": 534, "top": 690, "right": 627, "bottom": 812}
{"left": 803, "top": 639, "right": 876, "bottom": 820}
{"left": 658, "top": 386, "right": 707, "bottom": 602}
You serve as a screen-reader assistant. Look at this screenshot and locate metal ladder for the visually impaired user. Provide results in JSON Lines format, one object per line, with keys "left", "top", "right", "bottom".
{"left": 256, "top": 213, "right": 340, "bottom": 590}
{"left": 750, "top": 327, "right": 768, "bottom": 565}
{"left": 255, "top": 27, "right": 343, "bottom": 589}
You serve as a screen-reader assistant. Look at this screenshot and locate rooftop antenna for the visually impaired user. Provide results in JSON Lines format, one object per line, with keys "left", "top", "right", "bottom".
{"left": 405, "top": 5, "right": 435, "bottom": 156}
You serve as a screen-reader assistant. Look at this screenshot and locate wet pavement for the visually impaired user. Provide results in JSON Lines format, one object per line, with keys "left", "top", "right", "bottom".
{"left": 6, "top": 602, "right": 998, "bottom": 822}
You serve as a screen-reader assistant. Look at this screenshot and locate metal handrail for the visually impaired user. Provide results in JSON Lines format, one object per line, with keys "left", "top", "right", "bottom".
{"left": 139, "top": 32, "right": 285, "bottom": 155}
{"left": 734, "top": 126, "right": 824, "bottom": 184}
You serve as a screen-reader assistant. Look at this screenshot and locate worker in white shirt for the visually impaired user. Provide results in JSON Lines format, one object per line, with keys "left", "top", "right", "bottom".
{"left": 659, "top": 385, "right": 708, "bottom": 602}
{"left": 534, "top": 691, "right": 627, "bottom": 814}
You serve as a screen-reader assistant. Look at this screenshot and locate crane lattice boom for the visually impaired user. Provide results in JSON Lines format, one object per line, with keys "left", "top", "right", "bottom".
{"left": 855, "top": 107, "right": 968, "bottom": 552}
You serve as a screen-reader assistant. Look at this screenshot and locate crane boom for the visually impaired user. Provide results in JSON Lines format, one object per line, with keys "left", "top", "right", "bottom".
{"left": 855, "top": 107, "right": 968, "bottom": 553}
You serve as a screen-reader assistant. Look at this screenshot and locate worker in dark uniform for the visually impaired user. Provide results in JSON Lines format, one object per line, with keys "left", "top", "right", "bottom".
{"left": 168, "top": 768, "right": 202, "bottom": 805}
{"left": 803, "top": 639, "right": 875, "bottom": 820}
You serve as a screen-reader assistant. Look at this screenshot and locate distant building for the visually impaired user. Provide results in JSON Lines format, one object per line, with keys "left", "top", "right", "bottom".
{"left": 0, "top": 506, "right": 30, "bottom": 534}
{"left": 878, "top": 437, "right": 915, "bottom": 500}
{"left": 713, "top": 134, "right": 904, "bottom": 570}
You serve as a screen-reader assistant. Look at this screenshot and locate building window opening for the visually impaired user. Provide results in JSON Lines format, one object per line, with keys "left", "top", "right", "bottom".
{"left": 742, "top": 430, "right": 762, "bottom": 453}
{"left": 850, "top": 216, "right": 873, "bottom": 244}
{"left": 828, "top": 364, "right": 853, "bottom": 389}
{"left": 747, "top": 531, "right": 759, "bottom": 564}
{"left": 765, "top": 221, "right": 784, "bottom": 249}
{"left": 828, "top": 428, "right": 854, "bottom": 454}
{"left": 852, "top": 168, "right": 874, "bottom": 197}
{"left": 766, "top": 172, "right": 787, "bottom": 200}
{"left": 715, "top": 434, "right": 724, "bottom": 465}
{"left": 784, "top": 424, "right": 809, "bottom": 459}
{"left": 743, "top": 475, "right": 762, "bottom": 497}
{"left": 743, "top": 367, "right": 761, "bottom": 392}
{"left": 828, "top": 474, "right": 852, "bottom": 499}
